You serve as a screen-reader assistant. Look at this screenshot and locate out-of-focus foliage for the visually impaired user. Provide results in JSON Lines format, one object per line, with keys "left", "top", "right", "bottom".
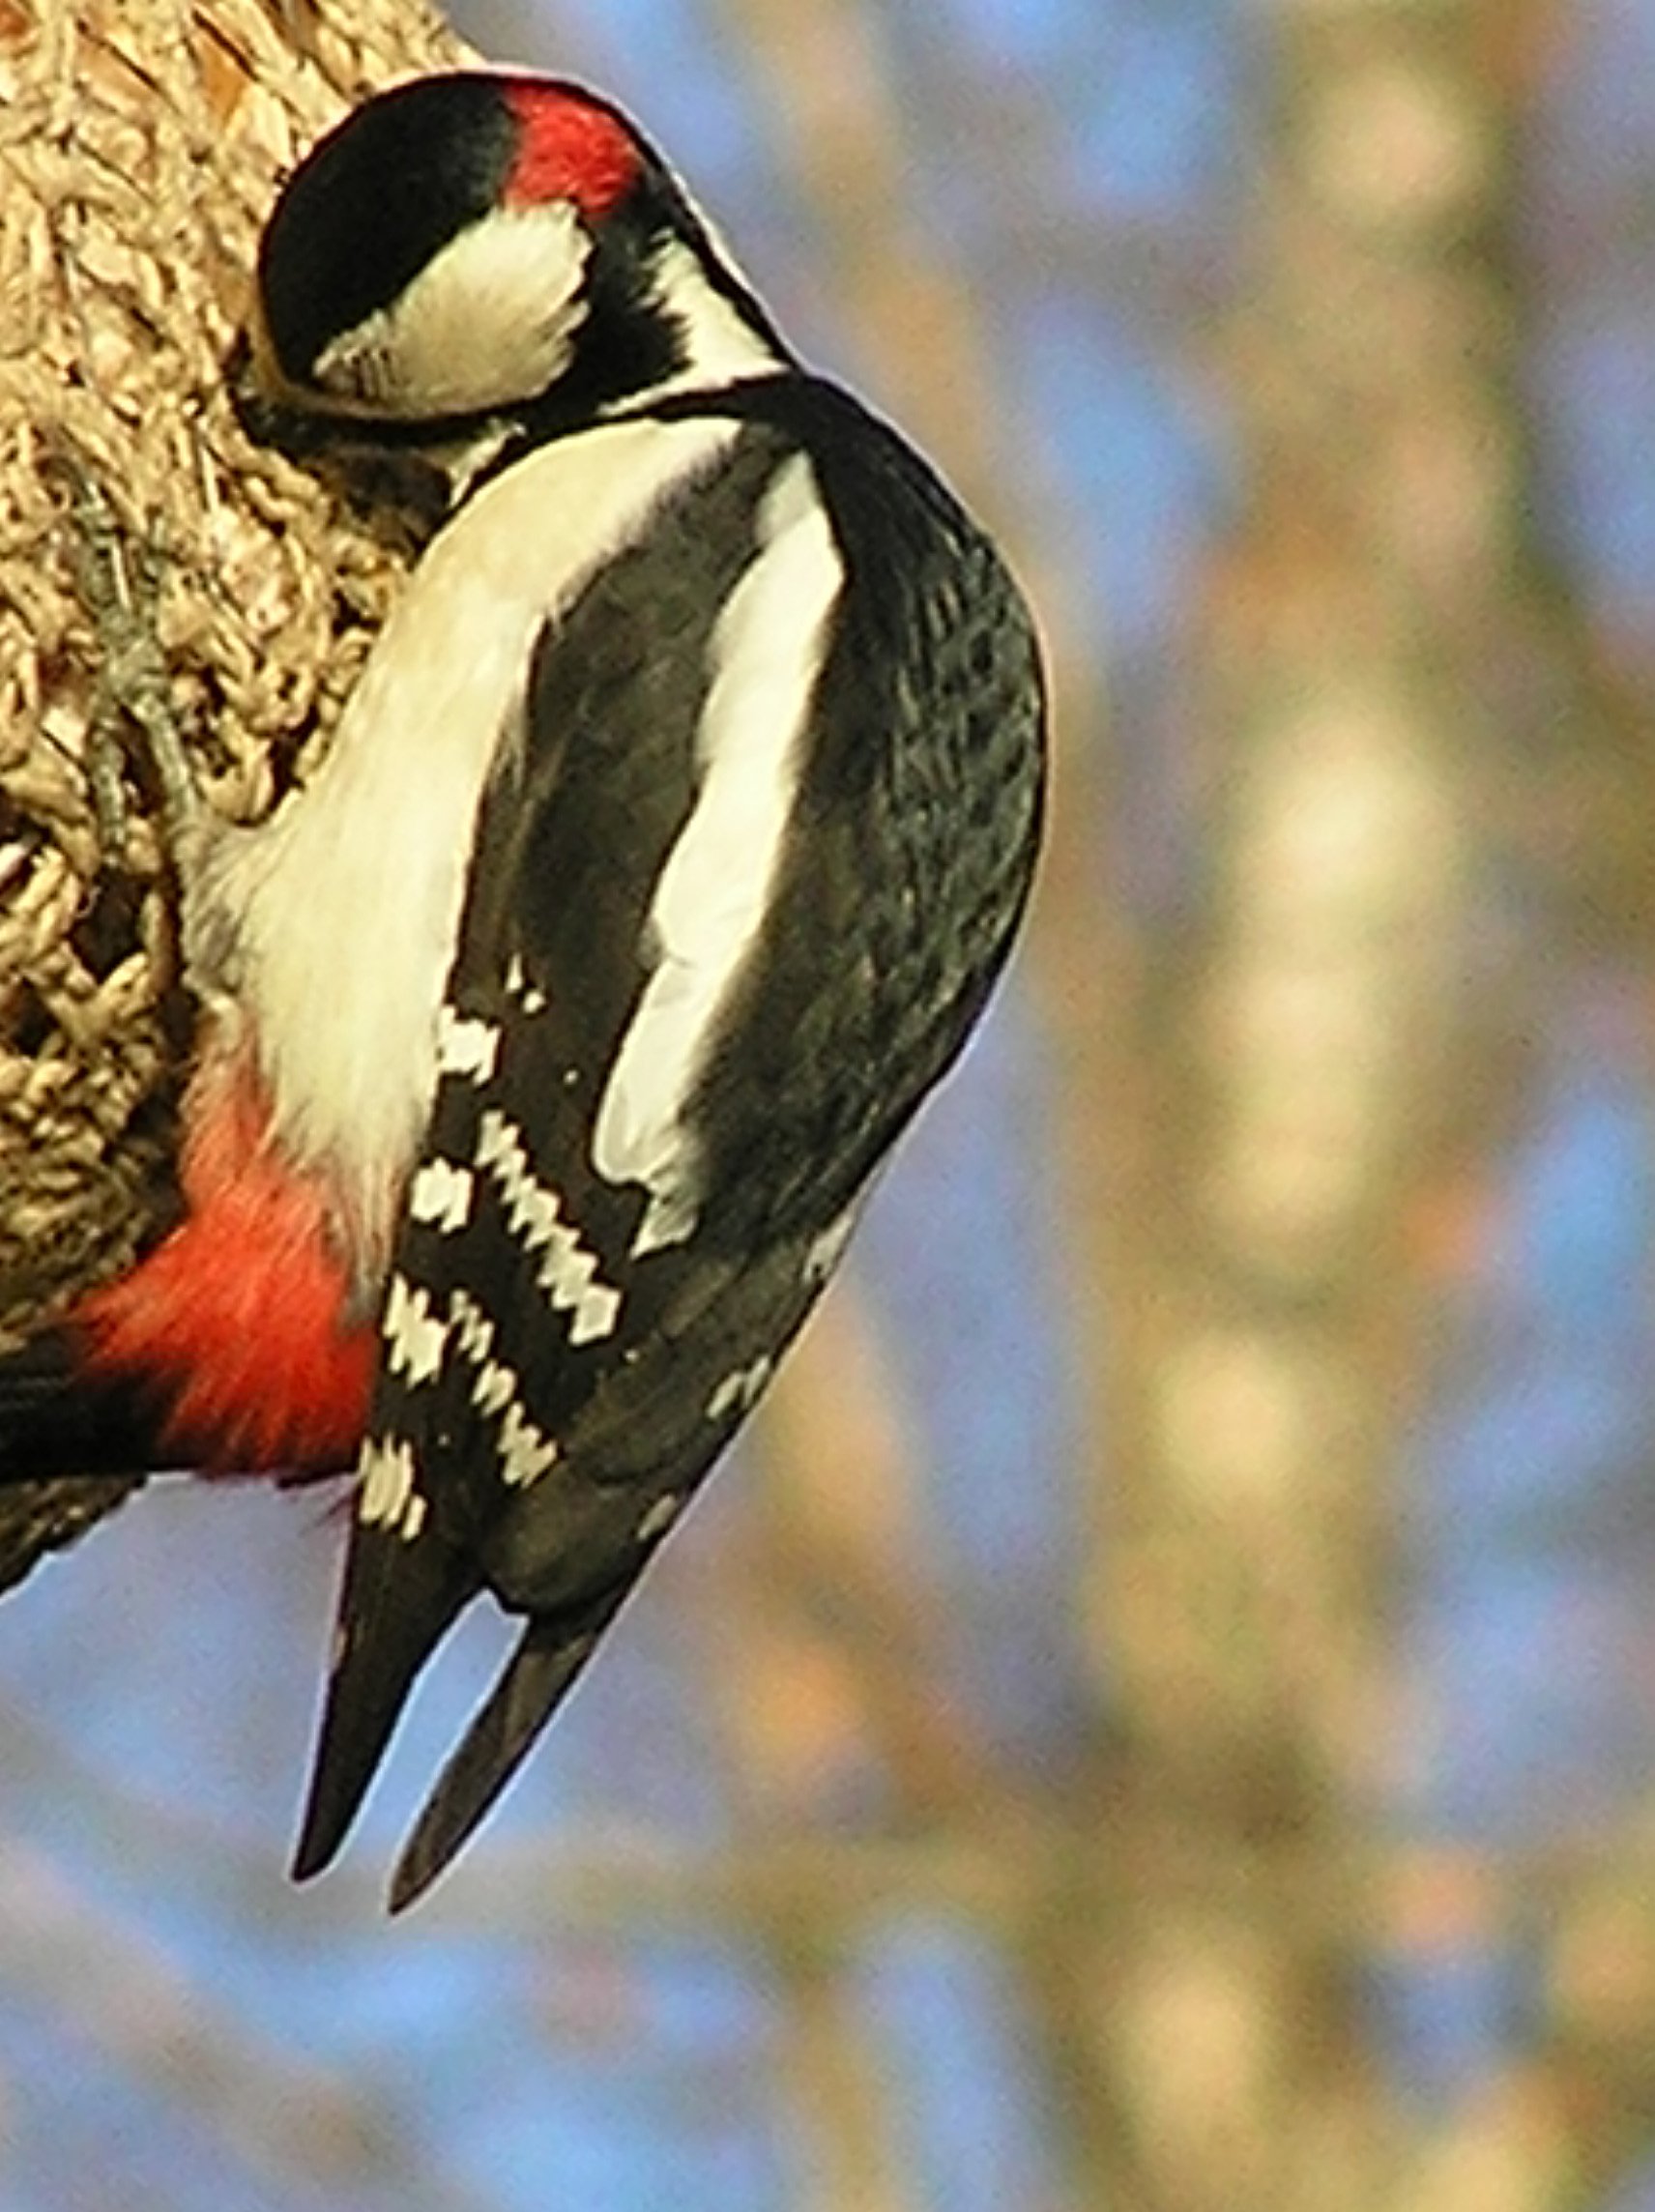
{"left": 3, "top": 2, "right": 1655, "bottom": 2208}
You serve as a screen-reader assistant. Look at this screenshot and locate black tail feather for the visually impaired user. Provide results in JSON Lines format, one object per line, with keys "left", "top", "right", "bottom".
{"left": 0, "top": 1327, "right": 166, "bottom": 1483}
{"left": 291, "top": 1511, "right": 479, "bottom": 1882}
{"left": 389, "top": 1587, "right": 629, "bottom": 1913}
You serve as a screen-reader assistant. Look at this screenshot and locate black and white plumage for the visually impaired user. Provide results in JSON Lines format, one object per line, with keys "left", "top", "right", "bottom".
{"left": 14, "top": 71, "right": 1045, "bottom": 1906}
{"left": 306, "top": 367, "right": 1042, "bottom": 1903}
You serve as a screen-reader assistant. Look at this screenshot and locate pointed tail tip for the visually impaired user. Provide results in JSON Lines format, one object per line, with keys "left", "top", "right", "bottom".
{"left": 289, "top": 1834, "right": 335, "bottom": 1886}
{"left": 288, "top": 1521, "right": 479, "bottom": 1896}
{"left": 289, "top": 1689, "right": 391, "bottom": 1882}
{"left": 286, "top": 1629, "right": 430, "bottom": 1890}
{"left": 386, "top": 1833, "right": 449, "bottom": 1916}
{"left": 289, "top": 1788, "right": 352, "bottom": 1885}
{"left": 386, "top": 1602, "right": 623, "bottom": 1913}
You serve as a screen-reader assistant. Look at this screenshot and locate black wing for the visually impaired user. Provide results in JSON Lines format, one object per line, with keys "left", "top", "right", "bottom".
{"left": 297, "top": 382, "right": 1045, "bottom": 1902}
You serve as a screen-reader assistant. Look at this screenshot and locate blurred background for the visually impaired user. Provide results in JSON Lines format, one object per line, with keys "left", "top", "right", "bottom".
{"left": 6, "top": 1, "right": 1655, "bottom": 2206}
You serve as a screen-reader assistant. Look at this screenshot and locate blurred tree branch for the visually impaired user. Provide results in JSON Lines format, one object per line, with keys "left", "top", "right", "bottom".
{"left": 0, "top": 1832, "right": 494, "bottom": 2212}
{"left": 686, "top": 0, "right": 1655, "bottom": 2207}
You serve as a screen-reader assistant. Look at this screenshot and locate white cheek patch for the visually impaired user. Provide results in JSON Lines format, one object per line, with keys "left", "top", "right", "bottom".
{"left": 592, "top": 454, "right": 844, "bottom": 1253}
{"left": 317, "top": 202, "right": 593, "bottom": 417}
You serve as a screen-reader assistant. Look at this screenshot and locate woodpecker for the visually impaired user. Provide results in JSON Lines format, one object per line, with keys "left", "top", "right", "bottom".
{"left": 3, "top": 72, "right": 1045, "bottom": 1906}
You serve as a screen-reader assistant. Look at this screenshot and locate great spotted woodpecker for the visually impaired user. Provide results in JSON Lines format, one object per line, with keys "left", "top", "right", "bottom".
{"left": 4, "top": 73, "right": 1046, "bottom": 1906}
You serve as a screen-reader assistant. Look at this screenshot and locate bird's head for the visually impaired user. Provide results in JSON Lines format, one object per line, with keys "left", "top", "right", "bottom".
{"left": 234, "top": 72, "right": 787, "bottom": 495}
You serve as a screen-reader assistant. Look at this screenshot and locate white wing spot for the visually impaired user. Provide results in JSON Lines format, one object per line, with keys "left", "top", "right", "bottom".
{"left": 707, "top": 1355, "right": 774, "bottom": 1423}
{"left": 804, "top": 1206, "right": 859, "bottom": 1287}
{"left": 474, "top": 1358, "right": 516, "bottom": 1418}
{"left": 592, "top": 454, "right": 844, "bottom": 1255}
{"left": 636, "top": 1491, "right": 686, "bottom": 1543}
{"left": 437, "top": 1005, "right": 501, "bottom": 1083}
{"left": 476, "top": 1107, "right": 624, "bottom": 1342}
{"left": 383, "top": 1274, "right": 448, "bottom": 1385}
{"left": 499, "top": 1398, "right": 560, "bottom": 1488}
{"left": 449, "top": 1290, "right": 495, "bottom": 1366}
{"left": 570, "top": 1283, "right": 621, "bottom": 1344}
{"left": 409, "top": 1156, "right": 475, "bottom": 1233}
{"left": 359, "top": 1436, "right": 417, "bottom": 1528}
{"left": 506, "top": 955, "right": 549, "bottom": 1016}
{"left": 444, "top": 1290, "right": 560, "bottom": 1487}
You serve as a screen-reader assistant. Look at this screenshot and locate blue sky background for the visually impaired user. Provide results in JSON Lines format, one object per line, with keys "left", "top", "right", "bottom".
{"left": 5, "top": 2, "right": 1655, "bottom": 2205}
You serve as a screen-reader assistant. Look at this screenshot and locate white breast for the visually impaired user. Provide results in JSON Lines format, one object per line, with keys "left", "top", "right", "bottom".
{"left": 193, "top": 412, "right": 740, "bottom": 1269}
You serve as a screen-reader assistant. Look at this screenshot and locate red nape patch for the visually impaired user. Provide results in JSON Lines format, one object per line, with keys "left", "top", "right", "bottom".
{"left": 500, "top": 78, "right": 640, "bottom": 218}
{"left": 79, "top": 1062, "right": 375, "bottom": 1477}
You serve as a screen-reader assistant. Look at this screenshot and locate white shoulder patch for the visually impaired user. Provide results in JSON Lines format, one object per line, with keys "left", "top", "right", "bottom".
{"left": 591, "top": 453, "right": 844, "bottom": 1251}
{"left": 200, "top": 411, "right": 741, "bottom": 1275}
